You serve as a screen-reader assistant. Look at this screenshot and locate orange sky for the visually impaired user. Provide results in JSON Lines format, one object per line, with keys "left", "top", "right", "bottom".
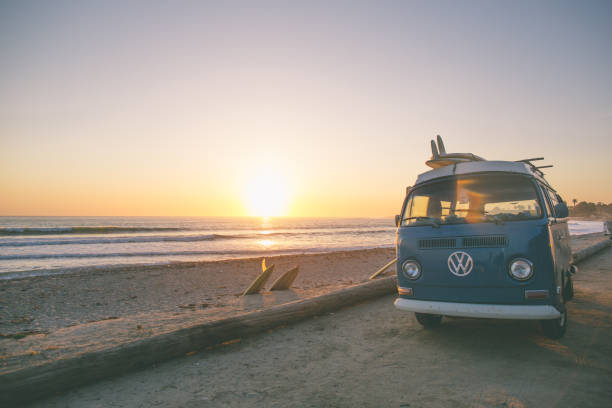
{"left": 1, "top": 1, "right": 611, "bottom": 217}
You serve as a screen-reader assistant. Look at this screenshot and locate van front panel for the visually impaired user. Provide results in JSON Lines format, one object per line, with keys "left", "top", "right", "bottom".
{"left": 397, "top": 218, "right": 555, "bottom": 305}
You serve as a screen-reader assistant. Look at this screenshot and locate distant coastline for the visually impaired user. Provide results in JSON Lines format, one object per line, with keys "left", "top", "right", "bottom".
{"left": 569, "top": 201, "right": 612, "bottom": 219}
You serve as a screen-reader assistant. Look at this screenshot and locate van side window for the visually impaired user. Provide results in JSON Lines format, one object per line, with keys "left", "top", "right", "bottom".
{"left": 539, "top": 185, "right": 554, "bottom": 217}
{"left": 547, "top": 189, "right": 561, "bottom": 217}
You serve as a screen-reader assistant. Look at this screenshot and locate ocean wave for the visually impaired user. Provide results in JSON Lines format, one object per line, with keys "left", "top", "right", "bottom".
{"left": 0, "top": 244, "right": 394, "bottom": 261}
{"left": 0, "top": 226, "right": 186, "bottom": 236}
{"left": 567, "top": 221, "right": 603, "bottom": 235}
{"left": 0, "top": 234, "right": 219, "bottom": 247}
{"left": 0, "top": 250, "right": 237, "bottom": 260}
{"left": 239, "top": 228, "right": 394, "bottom": 238}
{"left": 0, "top": 228, "right": 395, "bottom": 247}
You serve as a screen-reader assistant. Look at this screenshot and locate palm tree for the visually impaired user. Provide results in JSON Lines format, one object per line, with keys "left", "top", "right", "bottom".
{"left": 572, "top": 198, "right": 577, "bottom": 208}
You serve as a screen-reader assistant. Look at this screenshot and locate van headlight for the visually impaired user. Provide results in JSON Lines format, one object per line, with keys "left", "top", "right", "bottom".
{"left": 509, "top": 258, "right": 534, "bottom": 281}
{"left": 402, "top": 260, "right": 421, "bottom": 280}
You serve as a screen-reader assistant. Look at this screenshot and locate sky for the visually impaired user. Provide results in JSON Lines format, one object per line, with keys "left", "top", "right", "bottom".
{"left": 1, "top": 0, "right": 611, "bottom": 217}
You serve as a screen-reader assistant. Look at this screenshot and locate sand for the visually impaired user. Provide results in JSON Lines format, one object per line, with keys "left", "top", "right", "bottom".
{"left": 0, "top": 232, "right": 607, "bottom": 377}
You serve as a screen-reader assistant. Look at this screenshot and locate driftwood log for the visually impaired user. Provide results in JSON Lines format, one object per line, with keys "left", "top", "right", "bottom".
{"left": 572, "top": 239, "right": 611, "bottom": 264}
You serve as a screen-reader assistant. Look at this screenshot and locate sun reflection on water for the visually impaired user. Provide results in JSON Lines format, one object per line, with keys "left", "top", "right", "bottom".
{"left": 259, "top": 239, "right": 274, "bottom": 248}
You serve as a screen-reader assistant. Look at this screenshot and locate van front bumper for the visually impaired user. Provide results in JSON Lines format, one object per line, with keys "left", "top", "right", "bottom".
{"left": 394, "top": 298, "right": 561, "bottom": 320}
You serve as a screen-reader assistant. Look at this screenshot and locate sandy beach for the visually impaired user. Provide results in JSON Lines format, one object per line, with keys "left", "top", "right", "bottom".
{"left": 0, "top": 233, "right": 606, "bottom": 377}
{"left": 0, "top": 247, "right": 395, "bottom": 374}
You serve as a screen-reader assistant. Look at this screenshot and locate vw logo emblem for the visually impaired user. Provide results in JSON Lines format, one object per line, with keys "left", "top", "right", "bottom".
{"left": 448, "top": 251, "right": 473, "bottom": 277}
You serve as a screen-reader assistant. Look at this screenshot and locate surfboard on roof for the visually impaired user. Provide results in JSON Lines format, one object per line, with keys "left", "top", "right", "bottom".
{"left": 419, "top": 135, "right": 554, "bottom": 188}
{"left": 425, "top": 135, "right": 485, "bottom": 169}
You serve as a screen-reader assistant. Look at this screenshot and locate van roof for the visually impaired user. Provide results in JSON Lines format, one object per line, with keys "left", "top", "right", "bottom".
{"left": 414, "top": 160, "right": 553, "bottom": 189}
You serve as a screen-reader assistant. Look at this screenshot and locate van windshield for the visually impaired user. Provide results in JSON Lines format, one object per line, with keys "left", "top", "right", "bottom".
{"left": 401, "top": 174, "right": 543, "bottom": 226}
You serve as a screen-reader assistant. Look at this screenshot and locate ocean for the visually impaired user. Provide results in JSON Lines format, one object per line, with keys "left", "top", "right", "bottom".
{"left": 0, "top": 217, "right": 603, "bottom": 279}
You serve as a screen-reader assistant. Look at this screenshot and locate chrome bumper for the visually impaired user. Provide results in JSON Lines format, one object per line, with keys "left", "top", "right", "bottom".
{"left": 394, "top": 298, "right": 561, "bottom": 320}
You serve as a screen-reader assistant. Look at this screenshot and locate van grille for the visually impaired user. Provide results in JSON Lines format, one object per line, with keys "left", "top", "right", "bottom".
{"left": 417, "top": 236, "right": 508, "bottom": 249}
{"left": 462, "top": 236, "right": 508, "bottom": 248}
{"left": 418, "top": 238, "right": 457, "bottom": 249}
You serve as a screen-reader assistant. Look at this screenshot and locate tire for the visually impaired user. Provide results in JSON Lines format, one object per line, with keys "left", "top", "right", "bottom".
{"left": 563, "top": 275, "right": 574, "bottom": 301}
{"left": 540, "top": 306, "right": 567, "bottom": 339}
{"left": 415, "top": 313, "right": 443, "bottom": 328}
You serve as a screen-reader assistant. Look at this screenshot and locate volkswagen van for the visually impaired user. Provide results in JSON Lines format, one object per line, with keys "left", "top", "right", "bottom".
{"left": 394, "top": 137, "right": 574, "bottom": 339}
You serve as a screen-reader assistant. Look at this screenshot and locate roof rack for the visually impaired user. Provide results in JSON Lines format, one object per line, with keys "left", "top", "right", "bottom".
{"left": 517, "top": 157, "right": 544, "bottom": 162}
{"left": 516, "top": 157, "right": 553, "bottom": 178}
{"left": 425, "top": 136, "right": 555, "bottom": 179}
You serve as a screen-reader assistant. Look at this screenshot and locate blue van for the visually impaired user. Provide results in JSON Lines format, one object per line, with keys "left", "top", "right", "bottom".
{"left": 394, "top": 137, "right": 574, "bottom": 339}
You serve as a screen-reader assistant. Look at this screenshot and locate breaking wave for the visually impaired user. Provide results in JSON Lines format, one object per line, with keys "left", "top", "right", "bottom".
{"left": 0, "top": 226, "right": 185, "bottom": 236}
{"left": 0, "top": 229, "right": 394, "bottom": 247}
{"left": 0, "top": 244, "right": 394, "bottom": 261}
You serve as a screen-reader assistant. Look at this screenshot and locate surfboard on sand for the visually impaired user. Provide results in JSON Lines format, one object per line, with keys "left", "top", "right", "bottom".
{"left": 270, "top": 266, "right": 300, "bottom": 291}
{"left": 368, "top": 258, "right": 397, "bottom": 280}
{"left": 243, "top": 262, "right": 275, "bottom": 295}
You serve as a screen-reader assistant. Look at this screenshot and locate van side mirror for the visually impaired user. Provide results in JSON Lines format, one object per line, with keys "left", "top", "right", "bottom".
{"left": 395, "top": 214, "right": 401, "bottom": 227}
{"left": 554, "top": 202, "right": 569, "bottom": 218}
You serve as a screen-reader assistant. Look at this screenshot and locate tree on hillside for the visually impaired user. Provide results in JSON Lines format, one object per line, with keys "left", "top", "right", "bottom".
{"left": 570, "top": 201, "right": 612, "bottom": 217}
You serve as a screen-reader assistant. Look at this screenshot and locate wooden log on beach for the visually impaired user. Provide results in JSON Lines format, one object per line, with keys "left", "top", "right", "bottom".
{"left": 572, "top": 239, "right": 612, "bottom": 264}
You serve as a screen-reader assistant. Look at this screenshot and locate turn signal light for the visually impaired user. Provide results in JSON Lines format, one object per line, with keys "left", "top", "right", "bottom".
{"left": 525, "top": 289, "right": 548, "bottom": 300}
{"left": 398, "top": 287, "right": 413, "bottom": 296}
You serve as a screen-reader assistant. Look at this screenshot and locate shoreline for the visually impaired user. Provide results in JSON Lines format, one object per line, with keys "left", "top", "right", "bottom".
{"left": 0, "top": 244, "right": 395, "bottom": 281}
{"left": 568, "top": 216, "right": 610, "bottom": 221}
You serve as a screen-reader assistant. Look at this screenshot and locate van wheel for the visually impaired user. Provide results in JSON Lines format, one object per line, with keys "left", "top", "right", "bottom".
{"left": 563, "top": 275, "right": 574, "bottom": 301}
{"left": 540, "top": 307, "right": 567, "bottom": 339}
{"left": 415, "top": 313, "right": 442, "bottom": 328}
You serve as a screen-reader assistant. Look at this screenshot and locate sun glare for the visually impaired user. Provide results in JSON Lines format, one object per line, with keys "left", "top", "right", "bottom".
{"left": 244, "top": 170, "right": 291, "bottom": 217}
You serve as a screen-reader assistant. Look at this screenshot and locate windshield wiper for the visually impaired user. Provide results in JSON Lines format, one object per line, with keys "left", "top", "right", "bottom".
{"left": 402, "top": 216, "right": 440, "bottom": 228}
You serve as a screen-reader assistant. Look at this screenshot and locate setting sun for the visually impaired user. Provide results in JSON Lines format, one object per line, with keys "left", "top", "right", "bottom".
{"left": 243, "top": 170, "right": 291, "bottom": 217}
